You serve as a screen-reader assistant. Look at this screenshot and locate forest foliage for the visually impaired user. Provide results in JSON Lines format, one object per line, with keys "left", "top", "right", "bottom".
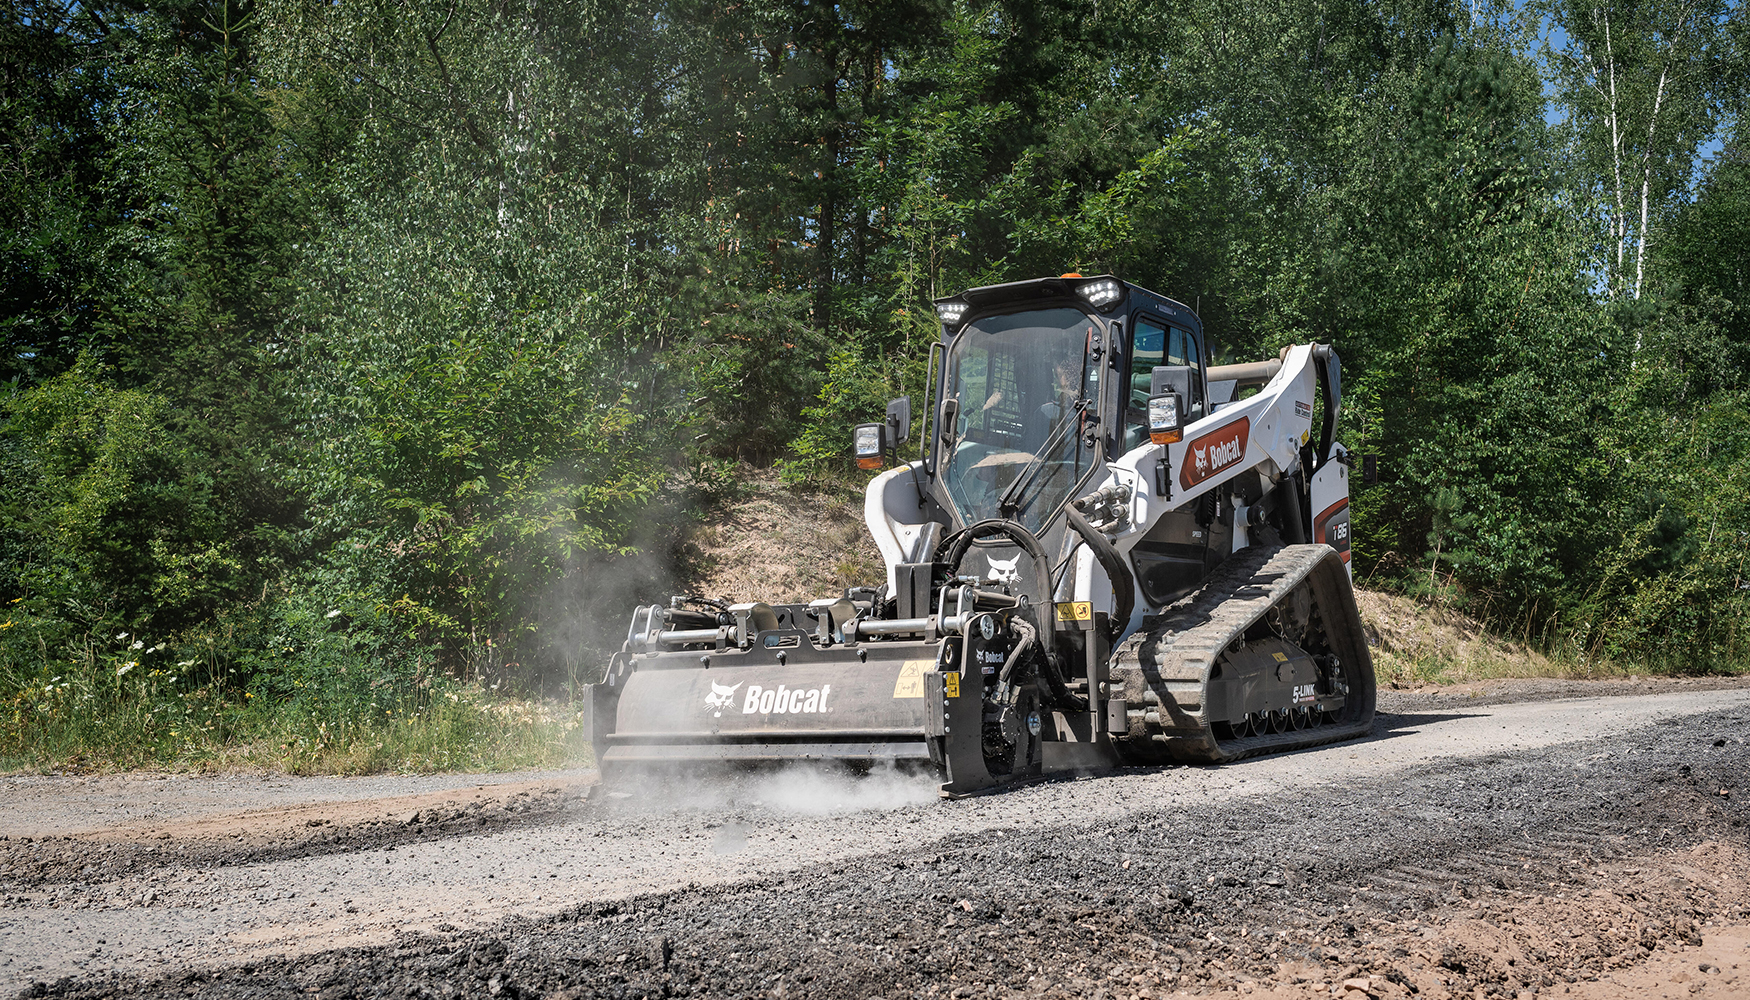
{"left": 2, "top": 0, "right": 1748, "bottom": 763}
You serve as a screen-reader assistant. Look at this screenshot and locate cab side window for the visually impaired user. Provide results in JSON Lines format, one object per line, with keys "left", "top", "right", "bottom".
{"left": 1123, "top": 317, "right": 1203, "bottom": 452}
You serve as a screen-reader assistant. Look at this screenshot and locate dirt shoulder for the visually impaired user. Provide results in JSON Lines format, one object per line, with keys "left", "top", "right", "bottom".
{"left": 1378, "top": 672, "right": 1750, "bottom": 711}
{"left": 0, "top": 771, "right": 592, "bottom": 888}
{"left": 0, "top": 769, "right": 595, "bottom": 840}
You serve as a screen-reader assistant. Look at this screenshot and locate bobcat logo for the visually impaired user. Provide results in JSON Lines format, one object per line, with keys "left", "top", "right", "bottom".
{"left": 704, "top": 681, "right": 742, "bottom": 718}
{"left": 985, "top": 554, "right": 1021, "bottom": 585}
{"left": 1180, "top": 417, "right": 1252, "bottom": 491}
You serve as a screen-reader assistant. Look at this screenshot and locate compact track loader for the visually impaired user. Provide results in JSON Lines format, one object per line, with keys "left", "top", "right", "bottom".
{"left": 587, "top": 275, "right": 1374, "bottom": 796}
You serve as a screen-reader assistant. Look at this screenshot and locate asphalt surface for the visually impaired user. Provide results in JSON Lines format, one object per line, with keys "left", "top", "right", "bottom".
{"left": 2, "top": 684, "right": 1747, "bottom": 999}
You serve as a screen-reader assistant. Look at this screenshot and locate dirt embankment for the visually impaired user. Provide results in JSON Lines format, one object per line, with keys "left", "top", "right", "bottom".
{"left": 678, "top": 476, "right": 883, "bottom": 605}
{"left": 1353, "top": 588, "right": 1556, "bottom": 679}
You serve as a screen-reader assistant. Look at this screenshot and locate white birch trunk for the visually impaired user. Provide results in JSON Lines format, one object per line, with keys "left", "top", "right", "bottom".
{"left": 1633, "top": 62, "right": 1670, "bottom": 302}
{"left": 1602, "top": 11, "right": 1627, "bottom": 298}
{"left": 1632, "top": 0, "right": 1693, "bottom": 302}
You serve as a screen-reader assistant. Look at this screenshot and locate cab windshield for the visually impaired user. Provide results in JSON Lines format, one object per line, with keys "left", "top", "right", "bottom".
{"left": 939, "top": 307, "right": 1101, "bottom": 533}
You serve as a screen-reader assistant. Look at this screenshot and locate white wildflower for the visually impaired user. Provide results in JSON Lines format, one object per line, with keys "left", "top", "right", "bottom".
{"left": 130, "top": 640, "right": 144, "bottom": 650}
{"left": 118, "top": 662, "right": 136, "bottom": 677}
{"left": 116, "top": 632, "right": 129, "bottom": 640}
{"left": 325, "top": 609, "right": 343, "bottom": 618}
{"left": 176, "top": 659, "right": 197, "bottom": 667}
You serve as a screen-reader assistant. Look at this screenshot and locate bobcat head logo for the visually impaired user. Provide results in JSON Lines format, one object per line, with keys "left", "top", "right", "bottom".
{"left": 985, "top": 554, "right": 1021, "bottom": 585}
{"left": 704, "top": 681, "right": 742, "bottom": 718}
{"left": 1194, "top": 446, "right": 1209, "bottom": 474}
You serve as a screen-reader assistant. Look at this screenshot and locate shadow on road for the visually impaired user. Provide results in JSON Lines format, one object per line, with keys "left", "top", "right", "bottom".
{"left": 1372, "top": 709, "right": 1491, "bottom": 735}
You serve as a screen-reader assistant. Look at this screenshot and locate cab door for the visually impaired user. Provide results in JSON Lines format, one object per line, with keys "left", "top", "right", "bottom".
{"left": 1122, "top": 316, "right": 1221, "bottom": 607}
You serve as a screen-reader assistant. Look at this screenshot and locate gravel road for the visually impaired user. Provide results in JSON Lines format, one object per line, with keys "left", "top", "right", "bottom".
{"left": 3, "top": 679, "right": 1747, "bottom": 1000}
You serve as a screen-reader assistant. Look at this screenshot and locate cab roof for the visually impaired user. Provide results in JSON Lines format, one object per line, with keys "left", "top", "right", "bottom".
{"left": 937, "top": 274, "right": 1202, "bottom": 338}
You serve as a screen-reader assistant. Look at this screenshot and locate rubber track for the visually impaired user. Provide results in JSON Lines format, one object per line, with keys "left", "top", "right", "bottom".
{"left": 1108, "top": 544, "right": 1376, "bottom": 765}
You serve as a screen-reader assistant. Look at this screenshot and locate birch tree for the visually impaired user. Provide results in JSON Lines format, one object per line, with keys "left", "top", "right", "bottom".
{"left": 1539, "top": 0, "right": 1733, "bottom": 301}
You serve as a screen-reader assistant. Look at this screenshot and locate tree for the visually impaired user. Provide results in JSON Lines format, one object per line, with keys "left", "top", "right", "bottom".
{"left": 1539, "top": 0, "right": 1737, "bottom": 300}
{"left": 1662, "top": 130, "right": 1750, "bottom": 346}
{"left": 2, "top": 0, "right": 308, "bottom": 630}
{"left": 1, "top": 2, "right": 132, "bottom": 388}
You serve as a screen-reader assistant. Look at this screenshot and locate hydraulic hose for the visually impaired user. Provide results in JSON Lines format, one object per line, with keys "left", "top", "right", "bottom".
{"left": 936, "top": 519, "right": 1052, "bottom": 584}
{"left": 1064, "top": 503, "right": 1136, "bottom": 642}
{"left": 935, "top": 519, "right": 1077, "bottom": 708}
{"left": 993, "top": 614, "right": 1037, "bottom": 705}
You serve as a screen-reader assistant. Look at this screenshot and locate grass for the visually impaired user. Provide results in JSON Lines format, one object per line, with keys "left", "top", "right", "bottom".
{"left": 1374, "top": 646, "right": 1625, "bottom": 688}
{"left": 1, "top": 676, "right": 589, "bottom": 775}
{"left": 0, "top": 618, "right": 590, "bottom": 775}
{"left": 1371, "top": 646, "right": 1750, "bottom": 689}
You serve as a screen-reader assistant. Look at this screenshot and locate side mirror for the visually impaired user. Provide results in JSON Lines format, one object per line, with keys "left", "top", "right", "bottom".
{"left": 885, "top": 396, "right": 911, "bottom": 446}
{"left": 1147, "top": 392, "right": 1184, "bottom": 445}
{"left": 854, "top": 396, "right": 914, "bottom": 471}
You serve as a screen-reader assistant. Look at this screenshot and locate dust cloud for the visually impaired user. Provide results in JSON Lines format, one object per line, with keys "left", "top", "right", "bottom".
{"left": 737, "top": 763, "right": 938, "bottom": 815}
{"left": 530, "top": 546, "right": 679, "bottom": 694}
{"left": 596, "top": 761, "right": 938, "bottom": 820}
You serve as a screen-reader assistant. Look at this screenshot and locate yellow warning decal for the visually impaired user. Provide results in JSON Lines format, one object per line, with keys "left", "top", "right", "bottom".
{"left": 1055, "top": 601, "right": 1093, "bottom": 622}
{"left": 944, "top": 672, "right": 961, "bottom": 699}
{"left": 892, "top": 660, "right": 930, "bottom": 699}
{"left": 1272, "top": 652, "right": 1289, "bottom": 662}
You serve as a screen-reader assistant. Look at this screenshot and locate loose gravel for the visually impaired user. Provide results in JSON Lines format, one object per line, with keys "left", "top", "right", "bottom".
{"left": 3, "top": 683, "right": 1747, "bottom": 999}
